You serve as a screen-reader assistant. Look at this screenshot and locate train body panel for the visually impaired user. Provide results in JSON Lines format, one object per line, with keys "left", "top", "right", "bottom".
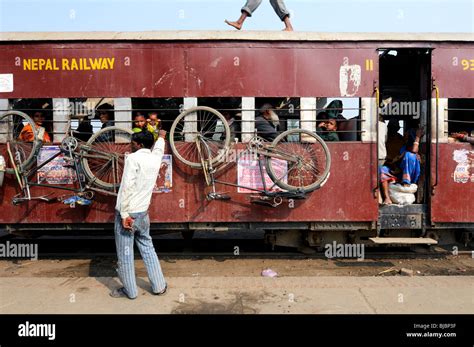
{"left": 432, "top": 47, "right": 474, "bottom": 98}
{"left": 0, "top": 32, "right": 473, "bottom": 234}
{"left": 0, "top": 143, "right": 378, "bottom": 224}
{"left": 431, "top": 143, "right": 474, "bottom": 223}
{"left": 0, "top": 43, "right": 378, "bottom": 98}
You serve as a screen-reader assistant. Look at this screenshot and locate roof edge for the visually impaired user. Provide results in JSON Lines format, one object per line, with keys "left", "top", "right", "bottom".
{"left": 0, "top": 31, "right": 472, "bottom": 42}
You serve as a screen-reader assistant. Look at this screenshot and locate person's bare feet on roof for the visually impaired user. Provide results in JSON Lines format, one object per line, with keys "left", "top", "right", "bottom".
{"left": 225, "top": 20, "right": 243, "bottom": 30}
{"left": 282, "top": 16, "right": 294, "bottom": 31}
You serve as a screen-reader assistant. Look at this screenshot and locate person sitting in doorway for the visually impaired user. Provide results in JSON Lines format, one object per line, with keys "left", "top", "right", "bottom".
{"left": 385, "top": 119, "right": 405, "bottom": 163}
{"left": 378, "top": 115, "right": 388, "bottom": 166}
{"left": 380, "top": 128, "right": 424, "bottom": 205}
{"left": 19, "top": 111, "right": 51, "bottom": 143}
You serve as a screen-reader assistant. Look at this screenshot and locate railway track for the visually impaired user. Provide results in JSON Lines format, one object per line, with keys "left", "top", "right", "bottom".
{"left": 0, "top": 234, "right": 470, "bottom": 259}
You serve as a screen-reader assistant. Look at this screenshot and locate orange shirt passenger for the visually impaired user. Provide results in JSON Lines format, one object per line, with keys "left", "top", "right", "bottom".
{"left": 19, "top": 112, "right": 52, "bottom": 143}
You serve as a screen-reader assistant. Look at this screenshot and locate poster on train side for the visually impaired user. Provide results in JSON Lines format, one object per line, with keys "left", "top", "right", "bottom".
{"left": 153, "top": 154, "right": 173, "bottom": 193}
{"left": 237, "top": 155, "right": 287, "bottom": 193}
{"left": 37, "top": 146, "right": 76, "bottom": 185}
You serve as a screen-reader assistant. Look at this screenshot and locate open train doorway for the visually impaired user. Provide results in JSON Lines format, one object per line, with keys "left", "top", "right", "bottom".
{"left": 376, "top": 48, "right": 433, "bottom": 238}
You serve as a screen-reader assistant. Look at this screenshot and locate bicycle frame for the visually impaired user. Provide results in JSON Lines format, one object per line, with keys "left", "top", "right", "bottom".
{"left": 10, "top": 139, "right": 120, "bottom": 205}
{"left": 197, "top": 134, "right": 306, "bottom": 203}
{"left": 4, "top": 105, "right": 131, "bottom": 205}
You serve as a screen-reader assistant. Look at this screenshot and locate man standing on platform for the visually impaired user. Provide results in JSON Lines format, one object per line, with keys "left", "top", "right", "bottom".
{"left": 110, "top": 130, "right": 168, "bottom": 299}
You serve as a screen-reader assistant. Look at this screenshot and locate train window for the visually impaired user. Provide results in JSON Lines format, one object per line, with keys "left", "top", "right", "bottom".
{"left": 197, "top": 97, "right": 242, "bottom": 142}
{"left": 447, "top": 98, "right": 474, "bottom": 139}
{"left": 9, "top": 98, "right": 54, "bottom": 142}
{"left": 65, "top": 98, "right": 115, "bottom": 142}
{"left": 316, "top": 97, "right": 362, "bottom": 142}
{"left": 255, "top": 97, "right": 300, "bottom": 134}
{"left": 132, "top": 98, "right": 183, "bottom": 133}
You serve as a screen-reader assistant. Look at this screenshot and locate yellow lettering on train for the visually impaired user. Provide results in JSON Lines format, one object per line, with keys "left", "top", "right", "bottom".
{"left": 89, "top": 58, "right": 101, "bottom": 70}
{"left": 70, "top": 59, "right": 79, "bottom": 70}
{"left": 62, "top": 58, "right": 70, "bottom": 70}
{"left": 22, "top": 57, "right": 116, "bottom": 71}
{"left": 460, "top": 59, "right": 474, "bottom": 71}
{"left": 31, "top": 59, "right": 38, "bottom": 70}
{"left": 100, "top": 58, "right": 108, "bottom": 69}
{"left": 22, "top": 58, "right": 60, "bottom": 71}
{"left": 82, "top": 58, "right": 91, "bottom": 70}
{"left": 106, "top": 57, "right": 115, "bottom": 69}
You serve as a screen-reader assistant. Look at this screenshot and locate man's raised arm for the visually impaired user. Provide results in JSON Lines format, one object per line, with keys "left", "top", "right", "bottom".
{"left": 152, "top": 130, "right": 167, "bottom": 158}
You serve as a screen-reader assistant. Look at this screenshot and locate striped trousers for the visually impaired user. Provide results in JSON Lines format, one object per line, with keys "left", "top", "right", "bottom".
{"left": 242, "top": 0, "right": 290, "bottom": 20}
{"left": 114, "top": 211, "right": 166, "bottom": 299}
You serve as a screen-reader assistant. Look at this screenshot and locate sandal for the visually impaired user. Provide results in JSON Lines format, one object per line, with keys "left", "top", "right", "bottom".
{"left": 154, "top": 284, "right": 167, "bottom": 296}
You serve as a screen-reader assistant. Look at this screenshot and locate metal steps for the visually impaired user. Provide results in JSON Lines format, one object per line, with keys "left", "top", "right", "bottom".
{"left": 379, "top": 204, "right": 426, "bottom": 230}
{"left": 369, "top": 237, "right": 438, "bottom": 245}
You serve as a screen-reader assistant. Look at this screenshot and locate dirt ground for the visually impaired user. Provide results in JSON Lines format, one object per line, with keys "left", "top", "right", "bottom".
{"left": 1, "top": 255, "right": 473, "bottom": 314}
{"left": 1, "top": 255, "right": 473, "bottom": 278}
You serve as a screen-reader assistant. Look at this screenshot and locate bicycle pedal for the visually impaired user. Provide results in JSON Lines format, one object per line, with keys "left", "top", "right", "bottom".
{"left": 40, "top": 196, "right": 57, "bottom": 203}
{"left": 250, "top": 195, "right": 283, "bottom": 208}
{"left": 12, "top": 198, "right": 23, "bottom": 206}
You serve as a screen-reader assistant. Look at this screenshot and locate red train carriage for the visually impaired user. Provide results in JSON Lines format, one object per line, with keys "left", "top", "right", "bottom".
{"left": 0, "top": 31, "right": 472, "bottom": 248}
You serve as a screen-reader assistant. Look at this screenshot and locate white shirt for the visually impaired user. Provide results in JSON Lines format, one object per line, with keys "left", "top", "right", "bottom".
{"left": 116, "top": 138, "right": 165, "bottom": 219}
{"left": 378, "top": 121, "right": 388, "bottom": 161}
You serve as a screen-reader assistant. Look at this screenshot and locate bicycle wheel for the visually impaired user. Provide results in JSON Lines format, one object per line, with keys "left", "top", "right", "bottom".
{"left": 0, "top": 111, "right": 41, "bottom": 175}
{"left": 170, "top": 106, "right": 231, "bottom": 169}
{"left": 265, "top": 129, "right": 331, "bottom": 193}
{"left": 81, "top": 126, "right": 133, "bottom": 190}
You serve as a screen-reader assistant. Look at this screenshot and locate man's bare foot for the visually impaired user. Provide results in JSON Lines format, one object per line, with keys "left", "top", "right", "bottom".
{"left": 383, "top": 198, "right": 393, "bottom": 205}
{"left": 283, "top": 17, "right": 294, "bottom": 31}
{"left": 225, "top": 20, "right": 242, "bottom": 30}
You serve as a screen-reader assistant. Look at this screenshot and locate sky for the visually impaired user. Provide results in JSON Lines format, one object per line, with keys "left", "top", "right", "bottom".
{"left": 0, "top": 0, "right": 472, "bottom": 33}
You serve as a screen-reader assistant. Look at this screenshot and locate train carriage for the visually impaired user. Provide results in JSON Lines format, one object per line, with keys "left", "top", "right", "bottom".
{"left": 0, "top": 31, "right": 472, "bottom": 248}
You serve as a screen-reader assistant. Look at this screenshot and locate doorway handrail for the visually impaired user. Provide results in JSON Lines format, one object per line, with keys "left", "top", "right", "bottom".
{"left": 374, "top": 85, "right": 380, "bottom": 199}
{"left": 431, "top": 83, "right": 440, "bottom": 196}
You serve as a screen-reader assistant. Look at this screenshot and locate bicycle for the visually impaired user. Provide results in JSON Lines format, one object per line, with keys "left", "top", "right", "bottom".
{"left": 0, "top": 110, "right": 133, "bottom": 206}
{"left": 169, "top": 106, "right": 331, "bottom": 207}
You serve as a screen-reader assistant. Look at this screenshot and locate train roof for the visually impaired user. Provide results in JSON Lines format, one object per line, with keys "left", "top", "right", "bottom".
{"left": 0, "top": 31, "right": 472, "bottom": 43}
